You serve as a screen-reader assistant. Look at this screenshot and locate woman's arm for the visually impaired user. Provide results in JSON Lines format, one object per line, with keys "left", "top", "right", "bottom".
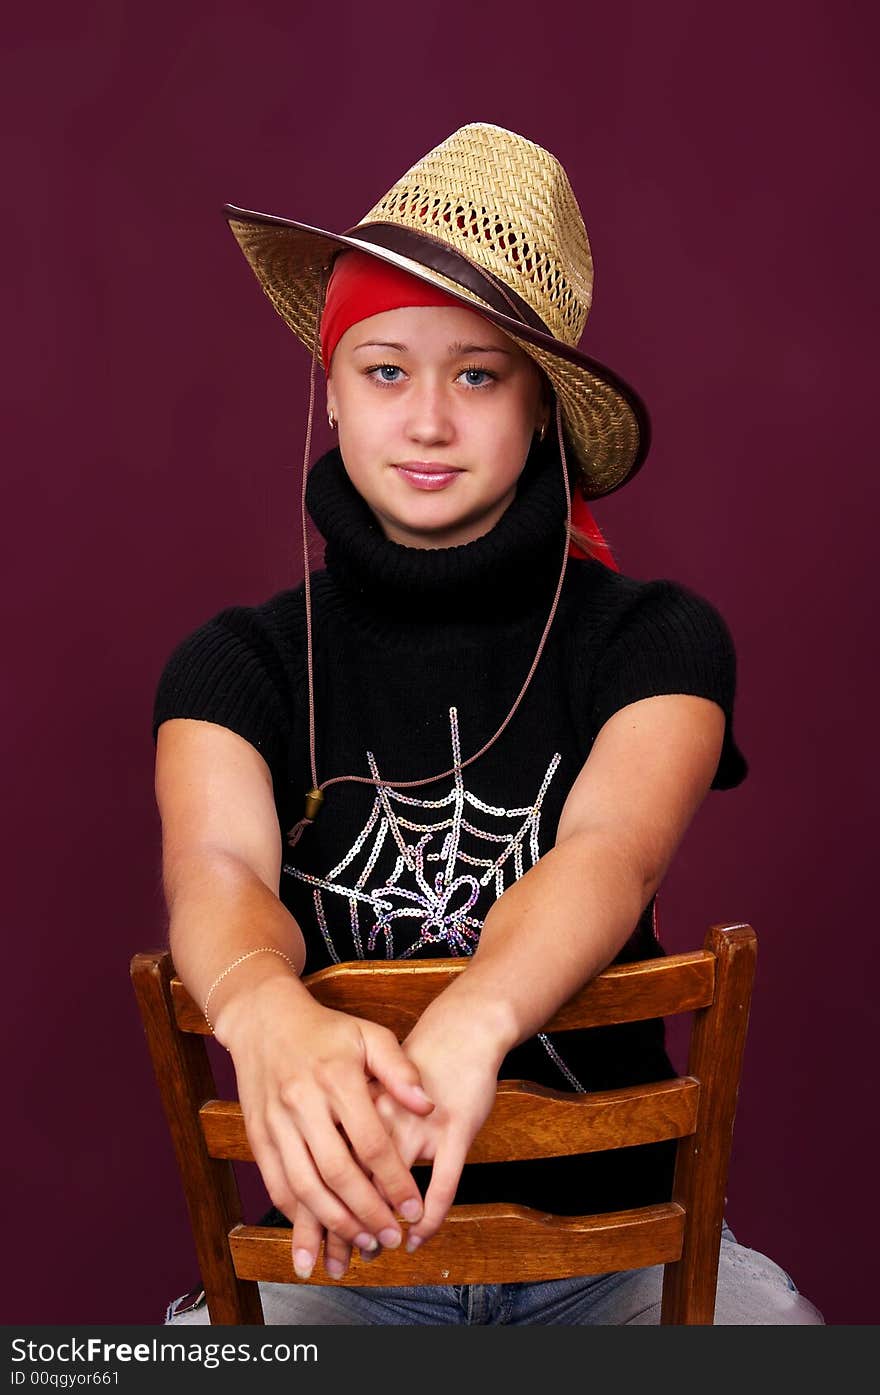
{"left": 423, "top": 693, "right": 727, "bottom": 1054}
{"left": 156, "top": 718, "right": 433, "bottom": 1264}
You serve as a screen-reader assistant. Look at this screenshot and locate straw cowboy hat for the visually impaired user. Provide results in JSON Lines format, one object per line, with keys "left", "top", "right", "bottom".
{"left": 223, "top": 121, "right": 650, "bottom": 500}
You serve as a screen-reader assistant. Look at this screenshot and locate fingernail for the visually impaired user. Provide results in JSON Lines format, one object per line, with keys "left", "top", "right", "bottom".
{"left": 354, "top": 1232, "right": 378, "bottom": 1252}
{"left": 399, "top": 1198, "right": 423, "bottom": 1222}
{"left": 412, "top": 1086, "right": 433, "bottom": 1104}
{"left": 378, "top": 1227, "right": 402, "bottom": 1248}
{"left": 325, "top": 1259, "right": 346, "bottom": 1280}
{"left": 293, "top": 1249, "right": 314, "bottom": 1279}
{"left": 406, "top": 1234, "right": 423, "bottom": 1254}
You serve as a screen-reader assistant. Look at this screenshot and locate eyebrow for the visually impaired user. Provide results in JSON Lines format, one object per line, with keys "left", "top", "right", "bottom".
{"left": 351, "top": 339, "right": 513, "bottom": 356}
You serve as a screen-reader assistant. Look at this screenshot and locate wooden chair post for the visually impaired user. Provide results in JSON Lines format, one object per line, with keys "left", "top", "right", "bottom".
{"left": 660, "top": 923, "right": 757, "bottom": 1323}
{"left": 130, "top": 951, "right": 264, "bottom": 1325}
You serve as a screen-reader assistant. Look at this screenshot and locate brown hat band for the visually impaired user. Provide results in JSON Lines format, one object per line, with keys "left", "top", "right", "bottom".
{"left": 342, "top": 221, "right": 551, "bottom": 336}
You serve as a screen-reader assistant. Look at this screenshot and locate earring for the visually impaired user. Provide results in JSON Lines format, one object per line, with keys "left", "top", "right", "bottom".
{"left": 328, "top": 410, "right": 337, "bottom": 430}
{"left": 537, "top": 420, "right": 547, "bottom": 443}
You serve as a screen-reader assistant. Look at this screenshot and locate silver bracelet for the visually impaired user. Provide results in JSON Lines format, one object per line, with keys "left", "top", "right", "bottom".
{"left": 203, "top": 947, "right": 298, "bottom": 1032}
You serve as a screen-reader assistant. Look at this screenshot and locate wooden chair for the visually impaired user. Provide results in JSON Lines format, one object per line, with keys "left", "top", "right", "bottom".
{"left": 130, "top": 921, "right": 756, "bottom": 1325}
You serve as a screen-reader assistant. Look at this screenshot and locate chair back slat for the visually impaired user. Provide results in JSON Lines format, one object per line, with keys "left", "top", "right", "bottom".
{"left": 171, "top": 951, "right": 715, "bottom": 1037}
{"left": 200, "top": 1076, "right": 700, "bottom": 1165}
{"left": 229, "top": 1203, "right": 686, "bottom": 1287}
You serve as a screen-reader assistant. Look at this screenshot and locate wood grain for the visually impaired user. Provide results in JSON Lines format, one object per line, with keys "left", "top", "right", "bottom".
{"left": 172, "top": 951, "right": 715, "bottom": 1037}
{"left": 201, "top": 1076, "right": 700, "bottom": 1164}
{"left": 229, "top": 1202, "right": 686, "bottom": 1287}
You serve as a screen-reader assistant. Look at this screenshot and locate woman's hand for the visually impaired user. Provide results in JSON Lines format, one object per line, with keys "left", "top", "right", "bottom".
{"left": 291, "top": 994, "right": 506, "bottom": 1276}
{"left": 215, "top": 973, "right": 434, "bottom": 1274}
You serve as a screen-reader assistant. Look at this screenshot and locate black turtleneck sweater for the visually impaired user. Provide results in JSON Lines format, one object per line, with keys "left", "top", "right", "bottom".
{"left": 152, "top": 438, "right": 748, "bottom": 1219}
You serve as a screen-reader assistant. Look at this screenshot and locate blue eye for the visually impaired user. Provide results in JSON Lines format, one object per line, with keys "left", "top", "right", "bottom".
{"left": 460, "top": 367, "right": 494, "bottom": 387}
{"left": 375, "top": 364, "right": 403, "bottom": 383}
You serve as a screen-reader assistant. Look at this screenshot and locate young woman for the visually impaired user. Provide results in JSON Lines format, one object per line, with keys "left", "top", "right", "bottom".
{"left": 153, "top": 123, "right": 822, "bottom": 1324}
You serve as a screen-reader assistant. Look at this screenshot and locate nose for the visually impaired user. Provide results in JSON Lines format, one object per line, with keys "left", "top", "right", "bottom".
{"left": 404, "top": 377, "right": 455, "bottom": 445}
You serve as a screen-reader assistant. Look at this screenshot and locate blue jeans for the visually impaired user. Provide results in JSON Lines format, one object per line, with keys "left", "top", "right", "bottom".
{"left": 165, "top": 1220, "right": 824, "bottom": 1325}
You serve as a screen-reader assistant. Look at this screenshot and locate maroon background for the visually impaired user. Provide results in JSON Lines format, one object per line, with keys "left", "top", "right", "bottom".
{"left": 4, "top": 2, "right": 876, "bottom": 1324}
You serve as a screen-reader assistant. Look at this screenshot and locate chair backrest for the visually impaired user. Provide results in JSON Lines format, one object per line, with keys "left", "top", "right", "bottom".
{"left": 131, "top": 921, "right": 756, "bottom": 1325}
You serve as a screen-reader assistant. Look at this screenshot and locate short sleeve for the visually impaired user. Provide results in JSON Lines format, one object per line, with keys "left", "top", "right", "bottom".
{"left": 151, "top": 606, "right": 293, "bottom": 792}
{"left": 588, "top": 581, "right": 749, "bottom": 790}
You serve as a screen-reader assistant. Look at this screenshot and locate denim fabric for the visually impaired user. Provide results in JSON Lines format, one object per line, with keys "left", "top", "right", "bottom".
{"left": 165, "top": 1219, "right": 824, "bottom": 1326}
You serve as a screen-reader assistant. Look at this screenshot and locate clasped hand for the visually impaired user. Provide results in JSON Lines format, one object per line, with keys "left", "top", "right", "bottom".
{"left": 223, "top": 975, "right": 500, "bottom": 1280}
{"left": 290, "top": 1006, "right": 500, "bottom": 1278}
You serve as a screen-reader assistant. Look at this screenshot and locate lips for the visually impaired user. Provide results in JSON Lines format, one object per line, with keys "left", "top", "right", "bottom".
{"left": 392, "top": 462, "right": 465, "bottom": 491}
{"left": 394, "top": 462, "right": 463, "bottom": 474}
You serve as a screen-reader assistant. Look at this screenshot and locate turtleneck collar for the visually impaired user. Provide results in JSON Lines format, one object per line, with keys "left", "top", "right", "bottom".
{"left": 305, "top": 437, "right": 571, "bottom": 623}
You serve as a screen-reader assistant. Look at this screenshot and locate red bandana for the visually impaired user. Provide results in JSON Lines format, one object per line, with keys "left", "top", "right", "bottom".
{"left": 320, "top": 250, "right": 618, "bottom": 569}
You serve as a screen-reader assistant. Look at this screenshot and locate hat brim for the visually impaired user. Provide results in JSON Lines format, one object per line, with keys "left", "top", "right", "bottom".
{"left": 222, "top": 204, "right": 651, "bottom": 499}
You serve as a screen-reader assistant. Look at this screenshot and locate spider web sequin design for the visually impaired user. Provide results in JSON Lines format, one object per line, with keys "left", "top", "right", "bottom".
{"left": 282, "top": 706, "right": 585, "bottom": 1092}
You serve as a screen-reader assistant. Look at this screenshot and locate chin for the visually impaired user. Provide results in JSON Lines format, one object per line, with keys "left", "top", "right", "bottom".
{"left": 396, "top": 513, "right": 465, "bottom": 541}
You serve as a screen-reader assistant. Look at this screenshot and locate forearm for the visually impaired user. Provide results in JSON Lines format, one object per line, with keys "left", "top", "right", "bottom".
{"left": 419, "top": 830, "right": 654, "bottom": 1062}
{"left": 165, "top": 849, "right": 311, "bottom": 1042}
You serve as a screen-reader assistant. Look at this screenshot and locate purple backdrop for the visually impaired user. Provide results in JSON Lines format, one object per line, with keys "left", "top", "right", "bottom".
{"left": 4, "top": 1, "right": 876, "bottom": 1324}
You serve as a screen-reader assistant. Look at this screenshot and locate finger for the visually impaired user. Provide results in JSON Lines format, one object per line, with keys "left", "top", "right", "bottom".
{"left": 305, "top": 1104, "right": 413, "bottom": 1245}
{"left": 293, "top": 1201, "right": 353, "bottom": 1281}
{"left": 332, "top": 1087, "right": 426, "bottom": 1228}
{"left": 323, "top": 1229, "right": 353, "bottom": 1280}
{"left": 249, "top": 1132, "right": 303, "bottom": 1226}
{"left": 291, "top": 1202, "right": 325, "bottom": 1280}
{"left": 374, "top": 1091, "right": 398, "bottom": 1129}
{"left": 405, "top": 1140, "right": 467, "bottom": 1250}
{"left": 370, "top": 1138, "right": 426, "bottom": 1216}
{"left": 262, "top": 1115, "right": 379, "bottom": 1255}
{"left": 372, "top": 1172, "right": 394, "bottom": 1206}
{"left": 371, "top": 1088, "right": 403, "bottom": 1143}
{"left": 302, "top": 1063, "right": 425, "bottom": 1227}
{"left": 361, "top": 1023, "right": 435, "bottom": 1115}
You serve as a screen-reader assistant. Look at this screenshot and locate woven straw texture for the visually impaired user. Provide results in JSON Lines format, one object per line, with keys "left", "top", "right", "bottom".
{"left": 361, "top": 123, "right": 593, "bottom": 344}
{"left": 226, "top": 123, "right": 643, "bottom": 497}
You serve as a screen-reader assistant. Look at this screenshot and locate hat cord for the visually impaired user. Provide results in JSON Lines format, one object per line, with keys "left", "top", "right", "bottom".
{"left": 286, "top": 275, "right": 572, "bottom": 851}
